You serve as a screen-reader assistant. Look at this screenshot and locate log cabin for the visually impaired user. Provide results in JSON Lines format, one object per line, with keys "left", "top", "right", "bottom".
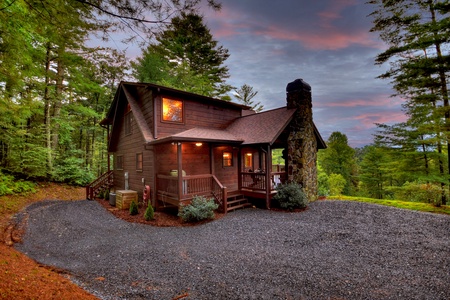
{"left": 87, "top": 78, "right": 326, "bottom": 212}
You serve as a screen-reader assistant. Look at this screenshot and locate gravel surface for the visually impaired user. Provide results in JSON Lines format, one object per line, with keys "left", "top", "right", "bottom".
{"left": 14, "top": 200, "right": 450, "bottom": 300}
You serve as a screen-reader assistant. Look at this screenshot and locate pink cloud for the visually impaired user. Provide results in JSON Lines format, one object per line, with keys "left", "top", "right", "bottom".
{"left": 317, "top": 95, "right": 403, "bottom": 108}
{"left": 353, "top": 111, "right": 407, "bottom": 128}
{"left": 207, "top": 2, "right": 380, "bottom": 51}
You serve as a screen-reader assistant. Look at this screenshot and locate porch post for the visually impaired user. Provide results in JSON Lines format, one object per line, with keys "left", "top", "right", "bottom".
{"left": 237, "top": 147, "right": 242, "bottom": 190}
{"left": 107, "top": 125, "right": 110, "bottom": 172}
{"left": 177, "top": 142, "right": 183, "bottom": 202}
{"left": 265, "top": 145, "right": 271, "bottom": 209}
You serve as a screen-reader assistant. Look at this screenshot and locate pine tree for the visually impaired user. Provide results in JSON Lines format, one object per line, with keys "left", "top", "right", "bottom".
{"left": 234, "top": 84, "right": 264, "bottom": 112}
{"left": 133, "top": 12, "right": 232, "bottom": 99}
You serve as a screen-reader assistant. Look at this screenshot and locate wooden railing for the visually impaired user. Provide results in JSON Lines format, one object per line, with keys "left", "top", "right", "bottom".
{"left": 156, "top": 174, "right": 227, "bottom": 210}
{"left": 241, "top": 172, "right": 286, "bottom": 191}
{"left": 86, "top": 170, "right": 114, "bottom": 200}
{"left": 211, "top": 175, "right": 227, "bottom": 213}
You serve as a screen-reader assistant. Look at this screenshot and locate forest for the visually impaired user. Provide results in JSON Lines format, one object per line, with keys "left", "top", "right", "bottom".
{"left": 0, "top": 0, "right": 449, "bottom": 207}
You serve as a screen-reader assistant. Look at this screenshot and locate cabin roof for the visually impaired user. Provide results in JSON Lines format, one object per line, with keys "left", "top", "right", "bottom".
{"left": 226, "top": 107, "right": 296, "bottom": 145}
{"left": 104, "top": 81, "right": 326, "bottom": 149}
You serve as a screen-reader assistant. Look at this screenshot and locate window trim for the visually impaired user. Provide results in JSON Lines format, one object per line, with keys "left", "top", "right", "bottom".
{"left": 222, "top": 151, "right": 233, "bottom": 167}
{"left": 116, "top": 155, "right": 124, "bottom": 170}
{"left": 124, "top": 112, "right": 132, "bottom": 136}
{"left": 136, "top": 153, "right": 143, "bottom": 172}
{"left": 161, "top": 97, "right": 184, "bottom": 124}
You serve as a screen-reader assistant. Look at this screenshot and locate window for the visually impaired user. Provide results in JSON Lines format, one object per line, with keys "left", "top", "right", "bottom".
{"left": 223, "top": 151, "right": 233, "bottom": 167}
{"left": 136, "top": 153, "right": 143, "bottom": 171}
{"left": 116, "top": 155, "right": 123, "bottom": 170}
{"left": 124, "top": 112, "right": 132, "bottom": 135}
{"left": 162, "top": 98, "right": 183, "bottom": 123}
{"left": 244, "top": 153, "right": 253, "bottom": 169}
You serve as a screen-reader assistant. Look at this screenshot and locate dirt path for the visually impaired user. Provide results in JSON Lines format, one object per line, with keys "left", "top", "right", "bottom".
{"left": 0, "top": 183, "right": 98, "bottom": 299}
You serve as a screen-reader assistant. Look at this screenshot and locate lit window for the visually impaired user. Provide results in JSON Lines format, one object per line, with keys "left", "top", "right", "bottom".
{"left": 136, "top": 153, "right": 143, "bottom": 171}
{"left": 244, "top": 153, "right": 253, "bottom": 169}
{"left": 223, "top": 151, "right": 233, "bottom": 167}
{"left": 162, "top": 98, "right": 183, "bottom": 123}
{"left": 116, "top": 155, "right": 123, "bottom": 170}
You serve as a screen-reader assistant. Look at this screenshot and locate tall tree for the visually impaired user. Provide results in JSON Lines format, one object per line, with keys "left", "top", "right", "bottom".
{"left": 132, "top": 12, "right": 232, "bottom": 99}
{"left": 368, "top": 0, "right": 450, "bottom": 204}
{"left": 318, "top": 132, "right": 357, "bottom": 195}
{"left": 233, "top": 84, "right": 264, "bottom": 112}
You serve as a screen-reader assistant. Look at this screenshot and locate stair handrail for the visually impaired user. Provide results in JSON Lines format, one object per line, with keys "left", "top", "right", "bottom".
{"left": 211, "top": 175, "right": 227, "bottom": 213}
{"left": 86, "top": 170, "right": 114, "bottom": 200}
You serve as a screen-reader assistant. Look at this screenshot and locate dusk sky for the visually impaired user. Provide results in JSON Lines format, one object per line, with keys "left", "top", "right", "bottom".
{"left": 118, "top": 0, "right": 408, "bottom": 147}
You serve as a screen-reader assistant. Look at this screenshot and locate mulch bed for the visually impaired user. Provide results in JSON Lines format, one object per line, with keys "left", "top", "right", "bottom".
{"left": 95, "top": 198, "right": 225, "bottom": 227}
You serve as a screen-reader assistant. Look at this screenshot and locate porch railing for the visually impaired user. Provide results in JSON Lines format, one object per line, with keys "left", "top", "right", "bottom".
{"left": 241, "top": 171, "right": 286, "bottom": 191}
{"left": 86, "top": 170, "right": 114, "bottom": 200}
{"left": 156, "top": 174, "right": 227, "bottom": 211}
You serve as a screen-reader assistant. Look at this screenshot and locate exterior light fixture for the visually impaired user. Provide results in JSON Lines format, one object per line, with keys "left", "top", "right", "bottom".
{"left": 195, "top": 142, "right": 203, "bottom": 147}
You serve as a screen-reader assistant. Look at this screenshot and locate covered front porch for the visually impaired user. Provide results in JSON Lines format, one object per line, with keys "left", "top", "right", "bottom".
{"left": 153, "top": 141, "right": 286, "bottom": 212}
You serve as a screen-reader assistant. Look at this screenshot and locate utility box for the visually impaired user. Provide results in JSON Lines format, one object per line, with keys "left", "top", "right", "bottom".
{"left": 116, "top": 190, "right": 137, "bottom": 210}
{"left": 109, "top": 192, "right": 116, "bottom": 206}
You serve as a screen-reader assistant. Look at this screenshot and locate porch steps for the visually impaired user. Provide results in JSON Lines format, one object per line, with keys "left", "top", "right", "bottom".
{"left": 226, "top": 193, "right": 252, "bottom": 212}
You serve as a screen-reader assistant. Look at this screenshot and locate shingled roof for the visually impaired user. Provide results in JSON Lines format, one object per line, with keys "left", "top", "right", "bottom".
{"left": 148, "top": 107, "right": 298, "bottom": 146}
{"left": 226, "top": 107, "right": 296, "bottom": 145}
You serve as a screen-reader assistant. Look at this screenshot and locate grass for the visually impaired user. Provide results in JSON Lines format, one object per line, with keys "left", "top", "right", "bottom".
{"left": 328, "top": 195, "right": 450, "bottom": 215}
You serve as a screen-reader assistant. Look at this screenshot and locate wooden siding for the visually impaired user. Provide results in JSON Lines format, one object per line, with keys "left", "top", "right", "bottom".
{"left": 155, "top": 142, "right": 210, "bottom": 177}
{"left": 213, "top": 145, "right": 239, "bottom": 191}
{"left": 156, "top": 93, "right": 242, "bottom": 137}
{"left": 112, "top": 106, "right": 155, "bottom": 204}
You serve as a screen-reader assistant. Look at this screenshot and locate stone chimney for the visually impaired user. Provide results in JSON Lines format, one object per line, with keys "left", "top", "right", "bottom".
{"left": 286, "top": 79, "right": 318, "bottom": 201}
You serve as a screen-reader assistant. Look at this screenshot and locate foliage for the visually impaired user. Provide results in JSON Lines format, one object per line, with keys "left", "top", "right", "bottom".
{"left": 273, "top": 182, "right": 308, "bottom": 211}
{"left": 129, "top": 201, "right": 139, "bottom": 216}
{"left": 132, "top": 12, "right": 232, "bottom": 99}
{"left": 144, "top": 202, "right": 155, "bottom": 221}
{"left": 330, "top": 196, "right": 450, "bottom": 215}
{"left": 233, "top": 84, "right": 263, "bottom": 112}
{"left": 392, "top": 181, "right": 446, "bottom": 207}
{"left": 368, "top": 0, "right": 450, "bottom": 205}
{"left": 318, "top": 171, "right": 330, "bottom": 197}
{"left": 318, "top": 132, "right": 357, "bottom": 195}
{"left": 178, "top": 195, "right": 218, "bottom": 222}
{"left": 53, "top": 156, "right": 95, "bottom": 186}
{"left": 0, "top": 171, "right": 36, "bottom": 196}
{"left": 329, "top": 174, "right": 346, "bottom": 196}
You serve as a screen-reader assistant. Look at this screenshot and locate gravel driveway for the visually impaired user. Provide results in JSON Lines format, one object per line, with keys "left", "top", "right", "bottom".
{"left": 14, "top": 200, "right": 450, "bottom": 300}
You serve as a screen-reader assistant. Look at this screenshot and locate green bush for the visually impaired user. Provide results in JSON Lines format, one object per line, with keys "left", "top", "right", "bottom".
{"left": 144, "top": 202, "right": 155, "bottom": 221}
{"left": 273, "top": 182, "right": 308, "bottom": 211}
{"left": 329, "top": 173, "right": 346, "bottom": 196}
{"left": 129, "top": 201, "right": 139, "bottom": 215}
{"left": 0, "top": 171, "right": 36, "bottom": 196}
{"left": 178, "top": 195, "right": 218, "bottom": 222}
{"left": 394, "top": 182, "right": 446, "bottom": 207}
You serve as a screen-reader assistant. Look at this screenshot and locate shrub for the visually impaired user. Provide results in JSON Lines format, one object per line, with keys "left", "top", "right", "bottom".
{"left": 273, "top": 182, "right": 308, "bottom": 211}
{"left": 178, "top": 195, "right": 218, "bottom": 222}
{"left": 394, "top": 181, "right": 446, "bottom": 207}
{"left": 144, "top": 202, "right": 155, "bottom": 221}
{"left": 129, "top": 201, "right": 139, "bottom": 215}
{"left": 0, "top": 171, "right": 36, "bottom": 196}
{"left": 329, "top": 173, "right": 346, "bottom": 196}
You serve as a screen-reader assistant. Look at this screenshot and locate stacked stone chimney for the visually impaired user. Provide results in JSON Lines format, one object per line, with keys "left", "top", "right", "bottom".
{"left": 286, "top": 79, "right": 318, "bottom": 201}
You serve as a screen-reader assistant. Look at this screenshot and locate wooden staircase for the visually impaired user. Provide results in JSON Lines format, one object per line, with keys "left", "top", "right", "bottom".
{"left": 226, "top": 193, "right": 252, "bottom": 212}
{"left": 86, "top": 171, "right": 114, "bottom": 200}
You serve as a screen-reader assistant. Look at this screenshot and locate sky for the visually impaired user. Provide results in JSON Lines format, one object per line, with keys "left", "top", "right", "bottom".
{"left": 111, "top": 0, "right": 408, "bottom": 148}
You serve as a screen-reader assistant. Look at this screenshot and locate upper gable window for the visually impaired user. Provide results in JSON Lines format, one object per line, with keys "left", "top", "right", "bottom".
{"left": 162, "top": 98, "right": 183, "bottom": 123}
{"left": 124, "top": 112, "right": 132, "bottom": 135}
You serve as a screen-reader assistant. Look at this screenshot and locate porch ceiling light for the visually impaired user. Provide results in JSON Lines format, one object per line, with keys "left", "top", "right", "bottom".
{"left": 195, "top": 142, "right": 203, "bottom": 147}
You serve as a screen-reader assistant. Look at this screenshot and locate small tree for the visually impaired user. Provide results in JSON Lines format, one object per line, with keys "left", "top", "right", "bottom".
{"left": 329, "top": 173, "right": 346, "bottom": 196}
{"left": 144, "top": 202, "right": 155, "bottom": 221}
{"left": 129, "top": 201, "right": 139, "bottom": 216}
